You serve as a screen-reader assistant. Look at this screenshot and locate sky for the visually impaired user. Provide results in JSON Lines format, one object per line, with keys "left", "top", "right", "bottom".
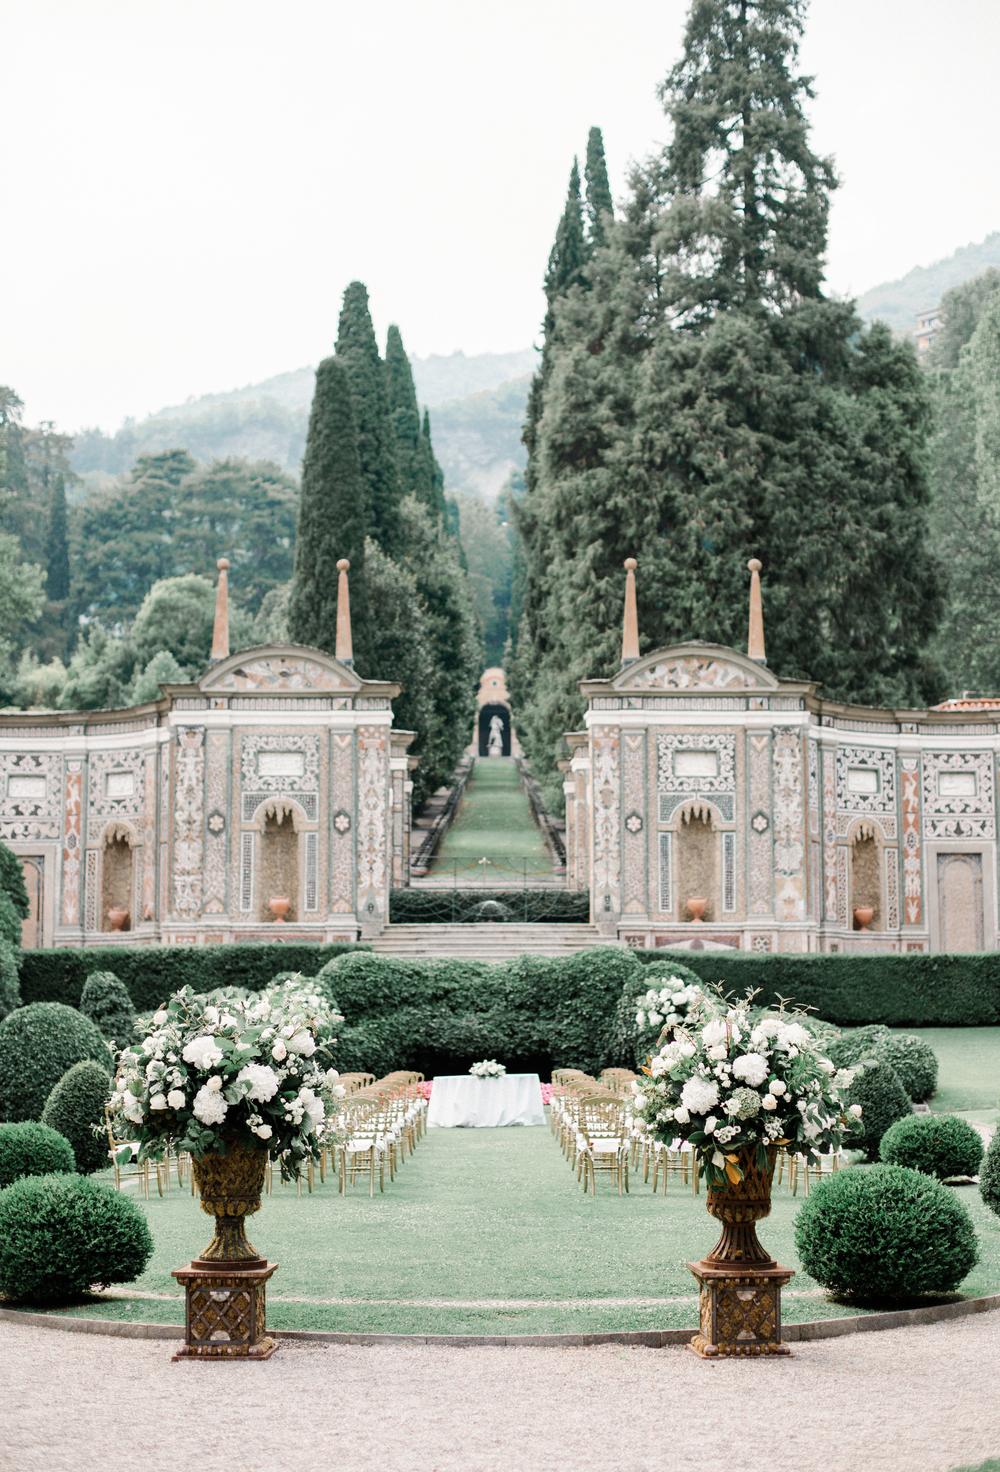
{"left": 5, "top": 0, "right": 1000, "bottom": 432}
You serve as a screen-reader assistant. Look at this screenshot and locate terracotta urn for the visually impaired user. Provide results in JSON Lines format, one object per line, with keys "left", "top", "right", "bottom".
{"left": 853, "top": 905, "right": 875, "bottom": 932}
{"left": 685, "top": 896, "right": 708, "bottom": 923}
{"left": 192, "top": 1144, "right": 267, "bottom": 1267}
{"left": 268, "top": 895, "right": 291, "bottom": 924}
{"left": 107, "top": 905, "right": 129, "bottom": 932}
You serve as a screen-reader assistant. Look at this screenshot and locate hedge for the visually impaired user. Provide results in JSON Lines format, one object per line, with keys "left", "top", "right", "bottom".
{"left": 19, "top": 942, "right": 366, "bottom": 1012}
{"left": 0, "top": 940, "right": 20, "bottom": 1021}
{"left": 0, "top": 1003, "right": 110, "bottom": 1123}
{"left": 0, "top": 1121, "right": 75, "bottom": 1188}
{"left": 388, "top": 889, "right": 591, "bottom": 924}
{"left": 634, "top": 950, "right": 1000, "bottom": 1026}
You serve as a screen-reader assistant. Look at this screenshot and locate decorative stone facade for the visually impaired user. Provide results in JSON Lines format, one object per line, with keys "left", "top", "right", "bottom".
{"left": 574, "top": 641, "right": 1000, "bottom": 953}
{"left": 1, "top": 643, "right": 411, "bottom": 947}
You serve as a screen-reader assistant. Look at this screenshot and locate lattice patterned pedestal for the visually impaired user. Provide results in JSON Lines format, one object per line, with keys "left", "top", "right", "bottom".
{"left": 172, "top": 1259, "right": 278, "bottom": 1361}
{"left": 688, "top": 1260, "right": 794, "bottom": 1358}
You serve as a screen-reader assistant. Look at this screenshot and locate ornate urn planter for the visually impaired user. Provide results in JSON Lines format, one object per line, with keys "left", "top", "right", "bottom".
{"left": 268, "top": 895, "right": 291, "bottom": 924}
{"left": 172, "top": 1143, "right": 277, "bottom": 1361}
{"left": 107, "top": 905, "right": 129, "bottom": 932}
{"left": 688, "top": 1147, "right": 793, "bottom": 1358}
{"left": 853, "top": 905, "right": 875, "bottom": 932}
{"left": 685, "top": 896, "right": 708, "bottom": 923}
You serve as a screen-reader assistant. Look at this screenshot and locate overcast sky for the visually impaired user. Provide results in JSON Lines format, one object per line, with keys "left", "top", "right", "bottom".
{"left": 5, "top": 0, "right": 999, "bottom": 432}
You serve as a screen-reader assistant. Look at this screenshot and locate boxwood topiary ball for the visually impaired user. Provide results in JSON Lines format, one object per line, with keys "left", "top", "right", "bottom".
{"left": 795, "top": 1164, "right": 978, "bottom": 1302}
{"left": 845, "top": 1057, "right": 913, "bottom": 1161}
{"left": 0, "top": 1122, "right": 75, "bottom": 1188}
{"left": 874, "top": 1035, "right": 939, "bottom": 1103}
{"left": 980, "top": 1131, "right": 1000, "bottom": 1219}
{"left": 0, "top": 1002, "right": 110, "bottom": 1123}
{"left": 41, "top": 1059, "right": 113, "bottom": 1174}
{"left": 879, "top": 1114, "right": 983, "bottom": 1180}
{"left": 0, "top": 1173, "right": 153, "bottom": 1304}
{"left": 79, "top": 970, "right": 136, "bottom": 1047}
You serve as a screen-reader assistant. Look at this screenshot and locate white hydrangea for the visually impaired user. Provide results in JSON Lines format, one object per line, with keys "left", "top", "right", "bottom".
{"left": 193, "top": 1084, "right": 229, "bottom": 1126}
{"left": 732, "top": 1052, "right": 768, "bottom": 1087}
{"left": 181, "top": 1035, "right": 223, "bottom": 1071}
{"left": 287, "top": 1029, "right": 316, "bottom": 1057}
{"left": 680, "top": 1075, "right": 720, "bottom": 1115}
{"left": 701, "top": 1018, "right": 729, "bottom": 1048}
{"left": 237, "top": 1063, "right": 281, "bottom": 1102}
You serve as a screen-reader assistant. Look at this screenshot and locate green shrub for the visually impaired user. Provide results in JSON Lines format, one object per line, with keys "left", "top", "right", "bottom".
{"left": 388, "top": 888, "right": 591, "bottom": 924}
{"left": 0, "top": 890, "right": 22, "bottom": 948}
{"left": 633, "top": 949, "right": 1000, "bottom": 1026}
{"left": 0, "top": 1121, "right": 75, "bottom": 1187}
{"left": 0, "top": 839, "right": 29, "bottom": 919}
{"left": 0, "top": 1173, "right": 153, "bottom": 1304}
{"left": 879, "top": 1114, "right": 983, "bottom": 1179}
{"left": 875, "top": 1034, "right": 938, "bottom": 1103}
{"left": 0, "top": 940, "right": 20, "bottom": 1021}
{"left": 0, "top": 1002, "right": 110, "bottom": 1122}
{"left": 41, "top": 1060, "right": 112, "bottom": 1174}
{"left": 79, "top": 970, "right": 136, "bottom": 1045}
{"left": 979, "top": 1131, "right": 1000, "bottom": 1218}
{"left": 824, "top": 1025, "right": 893, "bottom": 1069}
{"left": 607, "top": 958, "right": 709, "bottom": 1068}
{"left": 794, "top": 1164, "right": 978, "bottom": 1302}
{"left": 845, "top": 1057, "right": 912, "bottom": 1160}
{"left": 18, "top": 941, "right": 366, "bottom": 1011}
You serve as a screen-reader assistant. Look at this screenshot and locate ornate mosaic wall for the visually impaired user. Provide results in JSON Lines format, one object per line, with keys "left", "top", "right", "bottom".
{"left": 591, "top": 726, "right": 621, "bottom": 917}
{"left": 747, "top": 733, "right": 772, "bottom": 917}
{"left": 173, "top": 728, "right": 205, "bottom": 919}
{"left": 772, "top": 730, "right": 805, "bottom": 922}
{"left": 0, "top": 752, "right": 61, "bottom": 841}
{"left": 921, "top": 751, "right": 995, "bottom": 840}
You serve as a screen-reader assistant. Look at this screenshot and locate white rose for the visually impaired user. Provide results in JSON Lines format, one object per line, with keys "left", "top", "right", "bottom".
{"left": 761, "top": 1094, "right": 777, "bottom": 1111}
{"left": 679, "top": 1041, "right": 696, "bottom": 1058}
{"left": 704, "top": 1115, "right": 717, "bottom": 1134}
{"left": 167, "top": 1089, "right": 186, "bottom": 1110}
{"left": 253, "top": 1123, "right": 273, "bottom": 1140}
{"left": 647, "top": 1011, "right": 662, "bottom": 1028}
{"left": 122, "top": 1090, "right": 145, "bottom": 1124}
{"left": 298, "top": 1087, "right": 325, "bottom": 1128}
{"left": 153, "top": 1010, "right": 168, "bottom": 1027}
{"left": 271, "top": 1039, "right": 288, "bottom": 1062}
{"left": 182, "top": 1035, "right": 223, "bottom": 1071}
{"left": 149, "top": 1092, "right": 168, "bottom": 1111}
{"left": 709, "top": 1044, "right": 728, "bottom": 1061}
{"left": 849, "top": 1103, "right": 863, "bottom": 1118}
{"left": 701, "top": 1018, "right": 729, "bottom": 1048}
{"left": 192, "top": 1085, "right": 228, "bottom": 1126}
{"left": 680, "top": 1076, "right": 720, "bottom": 1116}
{"left": 204, "top": 1006, "right": 220, "bottom": 1025}
{"left": 672, "top": 1105, "right": 690, "bottom": 1124}
{"left": 769, "top": 1079, "right": 787, "bottom": 1096}
{"left": 635, "top": 1010, "right": 645, "bottom": 1027}
{"left": 206, "top": 1075, "right": 223, "bottom": 1093}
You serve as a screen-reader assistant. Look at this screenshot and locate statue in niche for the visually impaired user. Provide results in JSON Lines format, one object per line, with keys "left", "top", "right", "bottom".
{"left": 488, "top": 714, "right": 504, "bottom": 756}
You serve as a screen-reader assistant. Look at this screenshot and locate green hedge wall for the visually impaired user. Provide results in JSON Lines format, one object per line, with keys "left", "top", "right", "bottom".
{"left": 388, "top": 889, "right": 591, "bottom": 924}
{"left": 19, "top": 943, "right": 366, "bottom": 1012}
{"left": 634, "top": 950, "right": 1000, "bottom": 1026}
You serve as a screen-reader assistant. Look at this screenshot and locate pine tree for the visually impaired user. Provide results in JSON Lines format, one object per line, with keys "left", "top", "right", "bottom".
{"left": 385, "top": 325, "right": 437, "bottom": 512}
{"left": 584, "top": 127, "right": 614, "bottom": 247}
{"left": 288, "top": 356, "right": 370, "bottom": 668}
{"left": 336, "top": 281, "right": 402, "bottom": 554}
{"left": 46, "top": 473, "right": 70, "bottom": 602}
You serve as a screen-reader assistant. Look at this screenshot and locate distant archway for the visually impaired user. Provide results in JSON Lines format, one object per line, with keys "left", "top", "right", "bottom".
{"left": 478, "top": 703, "right": 512, "bottom": 757}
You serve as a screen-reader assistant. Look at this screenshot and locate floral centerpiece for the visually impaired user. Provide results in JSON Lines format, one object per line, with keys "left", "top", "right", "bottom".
{"left": 469, "top": 1060, "right": 506, "bottom": 1079}
{"left": 635, "top": 978, "right": 710, "bottom": 1046}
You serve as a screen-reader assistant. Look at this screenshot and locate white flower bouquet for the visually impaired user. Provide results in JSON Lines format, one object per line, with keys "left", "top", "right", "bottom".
{"left": 109, "top": 979, "right": 347, "bottom": 1178}
{"left": 469, "top": 1059, "right": 506, "bottom": 1079}
{"left": 631, "top": 989, "right": 860, "bottom": 1188}
{"left": 634, "top": 979, "right": 710, "bottom": 1043}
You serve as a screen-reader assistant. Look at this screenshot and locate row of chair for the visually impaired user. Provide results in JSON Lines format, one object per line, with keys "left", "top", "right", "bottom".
{"left": 549, "top": 1070, "right": 636, "bottom": 1195}
{"left": 328, "top": 1071, "right": 428, "bottom": 1196}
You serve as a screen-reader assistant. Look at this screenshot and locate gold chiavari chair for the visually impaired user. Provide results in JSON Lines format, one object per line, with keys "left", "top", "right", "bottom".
{"left": 104, "top": 1107, "right": 166, "bottom": 1198}
{"left": 576, "top": 1095, "right": 629, "bottom": 1196}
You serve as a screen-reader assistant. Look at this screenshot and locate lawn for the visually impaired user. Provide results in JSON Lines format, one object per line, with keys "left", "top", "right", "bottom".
{"left": 430, "top": 757, "right": 553, "bottom": 879}
{"left": 899, "top": 1027, "right": 1000, "bottom": 1125}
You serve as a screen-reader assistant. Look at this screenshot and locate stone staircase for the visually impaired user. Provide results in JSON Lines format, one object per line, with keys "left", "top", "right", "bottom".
{"left": 371, "top": 922, "right": 610, "bottom": 960}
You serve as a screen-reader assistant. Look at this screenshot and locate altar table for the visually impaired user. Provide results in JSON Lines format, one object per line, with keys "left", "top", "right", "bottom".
{"left": 426, "top": 1073, "right": 545, "bottom": 1128}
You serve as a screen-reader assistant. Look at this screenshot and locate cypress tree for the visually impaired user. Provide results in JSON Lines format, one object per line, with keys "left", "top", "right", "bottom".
{"left": 421, "top": 409, "right": 448, "bottom": 524}
{"left": 584, "top": 126, "right": 614, "bottom": 248}
{"left": 288, "top": 356, "right": 370, "bottom": 668}
{"left": 335, "top": 282, "right": 402, "bottom": 555}
{"left": 385, "top": 325, "right": 436, "bottom": 511}
{"left": 46, "top": 473, "right": 70, "bottom": 602}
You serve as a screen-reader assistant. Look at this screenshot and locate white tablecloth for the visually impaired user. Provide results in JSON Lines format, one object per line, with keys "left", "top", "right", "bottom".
{"left": 427, "top": 1073, "right": 545, "bottom": 1128}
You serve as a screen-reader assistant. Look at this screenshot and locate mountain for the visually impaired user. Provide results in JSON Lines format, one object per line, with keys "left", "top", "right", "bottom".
{"left": 70, "top": 349, "right": 535, "bottom": 503}
{"left": 855, "top": 232, "right": 1000, "bottom": 337}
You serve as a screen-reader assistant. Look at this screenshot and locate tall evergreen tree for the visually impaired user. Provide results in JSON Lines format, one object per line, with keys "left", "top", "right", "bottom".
{"left": 584, "top": 126, "right": 614, "bottom": 247}
{"left": 421, "top": 409, "right": 448, "bottom": 524}
{"left": 336, "top": 282, "right": 402, "bottom": 554}
{"left": 46, "top": 473, "right": 70, "bottom": 602}
{"left": 288, "top": 356, "right": 371, "bottom": 668}
{"left": 385, "top": 325, "right": 438, "bottom": 514}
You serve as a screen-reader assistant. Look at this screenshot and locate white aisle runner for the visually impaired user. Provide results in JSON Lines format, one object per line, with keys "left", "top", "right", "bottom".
{"left": 427, "top": 1073, "right": 545, "bottom": 1128}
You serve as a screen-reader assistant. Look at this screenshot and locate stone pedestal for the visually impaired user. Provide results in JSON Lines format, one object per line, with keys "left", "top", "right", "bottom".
{"left": 687, "top": 1258, "right": 794, "bottom": 1358}
{"left": 172, "top": 1259, "right": 278, "bottom": 1360}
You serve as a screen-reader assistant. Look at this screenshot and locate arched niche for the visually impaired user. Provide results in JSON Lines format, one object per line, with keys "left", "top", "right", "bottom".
{"left": 20, "top": 858, "right": 43, "bottom": 948}
{"left": 478, "top": 703, "right": 512, "bottom": 757}
{"left": 101, "top": 823, "right": 135, "bottom": 931}
{"left": 257, "top": 799, "right": 301, "bottom": 923}
{"left": 674, "top": 802, "right": 719, "bottom": 922}
{"left": 850, "top": 821, "right": 882, "bottom": 930}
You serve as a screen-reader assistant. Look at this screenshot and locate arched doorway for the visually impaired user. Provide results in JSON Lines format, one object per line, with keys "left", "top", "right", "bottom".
{"left": 478, "top": 703, "right": 512, "bottom": 757}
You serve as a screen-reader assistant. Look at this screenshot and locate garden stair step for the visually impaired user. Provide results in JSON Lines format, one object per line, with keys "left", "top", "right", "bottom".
{"left": 371, "top": 922, "right": 611, "bottom": 959}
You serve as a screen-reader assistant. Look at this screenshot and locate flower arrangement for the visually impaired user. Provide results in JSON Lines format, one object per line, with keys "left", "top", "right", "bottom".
{"left": 469, "top": 1060, "right": 506, "bottom": 1079}
{"left": 108, "top": 980, "right": 346, "bottom": 1179}
{"left": 631, "top": 989, "right": 861, "bottom": 1187}
{"left": 634, "top": 979, "right": 710, "bottom": 1043}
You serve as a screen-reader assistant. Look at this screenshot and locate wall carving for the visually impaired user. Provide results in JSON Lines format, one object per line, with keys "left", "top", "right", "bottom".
{"left": 772, "top": 730, "right": 805, "bottom": 921}
{"left": 822, "top": 748, "right": 838, "bottom": 924}
{"left": 209, "top": 656, "right": 353, "bottom": 693}
{"left": 0, "top": 752, "right": 60, "bottom": 840}
{"left": 748, "top": 733, "right": 772, "bottom": 916}
{"left": 622, "top": 732, "right": 646, "bottom": 913}
{"left": 357, "top": 727, "right": 387, "bottom": 918}
{"left": 87, "top": 749, "right": 146, "bottom": 827}
{"left": 900, "top": 757, "right": 923, "bottom": 925}
{"left": 631, "top": 656, "right": 769, "bottom": 692}
{"left": 329, "top": 733, "right": 354, "bottom": 913}
{"left": 922, "top": 751, "right": 995, "bottom": 839}
{"left": 592, "top": 726, "right": 621, "bottom": 913}
{"left": 203, "top": 731, "right": 229, "bottom": 916}
{"left": 61, "top": 760, "right": 83, "bottom": 926}
{"left": 173, "top": 728, "right": 205, "bottom": 919}
{"left": 657, "top": 733, "right": 736, "bottom": 796}
{"left": 835, "top": 746, "right": 896, "bottom": 838}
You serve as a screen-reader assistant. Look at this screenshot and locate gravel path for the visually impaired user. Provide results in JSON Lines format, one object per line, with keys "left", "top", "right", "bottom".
{"left": 2, "top": 1314, "right": 999, "bottom": 1472}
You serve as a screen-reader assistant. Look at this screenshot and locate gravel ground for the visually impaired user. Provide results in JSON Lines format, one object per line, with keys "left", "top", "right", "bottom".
{"left": 2, "top": 1315, "right": 999, "bottom": 1472}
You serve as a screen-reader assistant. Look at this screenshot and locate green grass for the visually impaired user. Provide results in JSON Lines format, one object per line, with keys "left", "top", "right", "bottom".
{"left": 430, "top": 758, "right": 553, "bottom": 878}
{"left": 898, "top": 1027, "right": 1000, "bottom": 1123}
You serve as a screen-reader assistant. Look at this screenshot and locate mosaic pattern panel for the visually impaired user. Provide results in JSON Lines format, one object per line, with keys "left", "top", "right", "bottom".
{"left": 240, "top": 733, "right": 320, "bottom": 824}
{"left": 772, "top": 730, "right": 805, "bottom": 922}
{"left": 203, "top": 731, "right": 229, "bottom": 916}
{"left": 622, "top": 732, "right": 646, "bottom": 914}
{"left": 87, "top": 749, "right": 146, "bottom": 829}
{"left": 835, "top": 746, "right": 896, "bottom": 838}
{"left": 173, "top": 728, "right": 205, "bottom": 919}
{"left": 900, "top": 757, "right": 923, "bottom": 925}
{"left": 0, "top": 752, "right": 60, "bottom": 840}
{"left": 747, "top": 733, "right": 772, "bottom": 917}
{"left": 61, "top": 760, "right": 83, "bottom": 926}
{"left": 658, "top": 832, "right": 673, "bottom": 914}
{"left": 632, "top": 656, "right": 770, "bottom": 691}
{"left": 592, "top": 727, "right": 621, "bottom": 914}
{"left": 141, "top": 751, "right": 158, "bottom": 922}
{"left": 357, "top": 727, "right": 388, "bottom": 917}
{"left": 921, "top": 751, "right": 995, "bottom": 839}
{"left": 329, "top": 732, "right": 355, "bottom": 913}
{"left": 822, "top": 747, "right": 839, "bottom": 923}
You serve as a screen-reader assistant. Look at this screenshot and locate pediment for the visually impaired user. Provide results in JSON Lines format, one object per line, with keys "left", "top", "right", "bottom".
{"left": 611, "top": 643, "right": 779, "bottom": 693}
{"left": 199, "top": 644, "right": 362, "bottom": 694}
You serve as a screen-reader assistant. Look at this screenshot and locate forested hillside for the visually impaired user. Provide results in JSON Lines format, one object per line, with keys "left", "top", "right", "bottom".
{"left": 856, "top": 232, "right": 1000, "bottom": 336}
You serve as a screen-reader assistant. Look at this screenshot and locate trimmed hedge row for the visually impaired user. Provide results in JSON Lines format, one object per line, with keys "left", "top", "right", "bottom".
{"left": 388, "top": 889, "right": 591, "bottom": 924}
{"left": 19, "top": 942, "right": 366, "bottom": 1012}
{"left": 635, "top": 950, "right": 1000, "bottom": 1026}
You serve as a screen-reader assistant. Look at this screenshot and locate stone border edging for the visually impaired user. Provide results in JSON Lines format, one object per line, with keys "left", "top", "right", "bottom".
{"left": 2, "top": 1290, "right": 999, "bottom": 1348}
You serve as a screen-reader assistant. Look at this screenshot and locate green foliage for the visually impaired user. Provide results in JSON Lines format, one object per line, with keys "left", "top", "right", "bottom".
{"left": 131, "top": 573, "right": 215, "bottom": 671}
{"left": 980, "top": 1130, "right": 1000, "bottom": 1219}
{"left": 455, "top": 490, "right": 515, "bottom": 666}
{"left": 363, "top": 538, "right": 435, "bottom": 790}
{"left": 0, "top": 838, "right": 29, "bottom": 918}
{"left": 19, "top": 942, "right": 365, "bottom": 1012}
{"left": 0, "top": 1121, "right": 75, "bottom": 1187}
{"left": 40, "top": 1060, "right": 112, "bottom": 1174}
{"left": 857, "top": 232, "right": 1000, "bottom": 339}
{"left": 0, "top": 1002, "right": 111, "bottom": 1122}
{"left": 930, "top": 267, "right": 1000, "bottom": 370}
{"left": 0, "top": 941, "right": 21, "bottom": 1020}
{"left": 336, "top": 281, "right": 401, "bottom": 555}
{"left": 0, "top": 1172, "right": 153, "bottom": 1304}
{"left": 386, "top": 325, "right": 441, "bottom": 518}
{"left": 875, "top": 1033, "right": 939, "bottom": 1103}
{"left": 79, "top": 970, "right": 136, "bottom": 1045}
{"left": 583, "top": 126, "right": 613, "bottom": 248}
{"left": 794, "top": 1164, "right": 978, "bottom": 1302}
{"left": 13, "top": 651, "right": 68, "bottom": 708}
{"left": 388, "top": 889, "right": 590, "bottom": 924}
{"left": 0, "top": 528, "right": 45, "bottom": 667}
{"left": 632, "top": 949, "right": 1000, "bottom": 1027}
{"left": 0, "top": 890, "right": 22, "bottom": 947}
{"left": 128, "top": 648, "right": 186, "bottom": 704}
{"left": 844, "top": 1057, "right": 912, "bottom": 1161}
{"left": 45, "top": 472, "right": 71, "bottom": 602}
{"left": 825, "top": 1025, "right": 893, "bottom": 1068}
{"left": 288, "top": 355, "right": 370, "bottom": 669}
{"left": 879, "top": 1114, "right": 983, "bottom": 1180}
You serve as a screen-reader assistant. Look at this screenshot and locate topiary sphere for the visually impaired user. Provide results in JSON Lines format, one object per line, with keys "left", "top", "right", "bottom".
{"left": 0, "top": 1003, "right": 110, "bottom": 1123}
{"left": 41, "top": 1059, "right": 113, "bottom": 1174}
{"left": 0, "top": 940, "right": 20, "bottom": 1022}
{"left": 0, "top": 1173, "right": 153, "bottom": 1304}
{"left": 880, "top": 1114, "right": 983, "bottom": 1180}
{"left": 795, "top": 1164, "right": 979, "bottom": 1302}
{"left": 826, "top": 1025, "right": 893, "bottom": 1070}
{"left": 874, "top": 1034, "right": 938, "bottom": 1103}
{"left": 980, "top": 1131, "right": 1000, "bottom": 1219}
{"left": 0, "top": 1121, "right": 75, "bottom": 1188}
{"left": 845, "top": 1056, "right": 912, "bottom": 1161}
{"left": 79, "top": 970, "right": 136, "bottom": 1046}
